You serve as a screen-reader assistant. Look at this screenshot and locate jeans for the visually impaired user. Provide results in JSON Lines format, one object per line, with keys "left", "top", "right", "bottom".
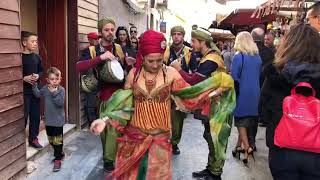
{"left": 269, "top": 148, "right": 320, "bottom": 180}
{"left": 85, "top": 92, "right": 98, "bottom": 124}
{"left": 24, "top": 94, "right": 40, "bottom": 141}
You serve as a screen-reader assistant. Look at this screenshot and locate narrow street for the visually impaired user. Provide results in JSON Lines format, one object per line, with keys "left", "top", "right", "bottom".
{"left": 27, "top": 115, "right": 272, "bottom": 180}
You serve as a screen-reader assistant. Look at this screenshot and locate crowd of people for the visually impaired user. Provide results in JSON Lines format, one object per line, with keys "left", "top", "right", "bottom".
{"left": 21, "top": 2, "right": 320, "bottom": 180}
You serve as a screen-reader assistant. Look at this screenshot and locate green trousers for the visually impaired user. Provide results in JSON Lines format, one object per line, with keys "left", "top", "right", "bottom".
{"left": 171, "top": 107, "right": 186, "bottom": 146}
{"left": 203, "top": 121, "right": 224, "bottom": 176}
{"left": 100, "top": 123, "right": 120, "bottom": 163}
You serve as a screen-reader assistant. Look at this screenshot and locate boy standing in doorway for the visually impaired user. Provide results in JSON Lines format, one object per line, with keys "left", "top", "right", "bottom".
{"left": 21, "top": 31, "right": 44, "bottom": 149}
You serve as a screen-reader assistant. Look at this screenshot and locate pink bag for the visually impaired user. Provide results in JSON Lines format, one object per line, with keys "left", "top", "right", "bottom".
{"left": 274, "top": 82, "right": 320, "bottom": 153}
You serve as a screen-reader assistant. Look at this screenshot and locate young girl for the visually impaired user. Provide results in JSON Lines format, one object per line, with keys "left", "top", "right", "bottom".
{"left": 33, "top": 67, "right": 65, "bottom": 172}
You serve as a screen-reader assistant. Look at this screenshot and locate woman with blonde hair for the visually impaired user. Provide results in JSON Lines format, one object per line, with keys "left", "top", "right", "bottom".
{"left": 231, "top": 31, "right": 262, "bottom": 165}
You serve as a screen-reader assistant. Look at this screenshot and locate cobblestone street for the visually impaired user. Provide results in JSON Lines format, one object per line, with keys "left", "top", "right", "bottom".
{"left": 28, "top": 115, "right": 272, "bottom": 180}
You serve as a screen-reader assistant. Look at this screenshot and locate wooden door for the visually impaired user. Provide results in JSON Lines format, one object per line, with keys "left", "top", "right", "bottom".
{"left": 37, "top": 0, "right": 67, "bottom": 123}
{"left": 37, "top": 0, "right": 66, "bottom": 88}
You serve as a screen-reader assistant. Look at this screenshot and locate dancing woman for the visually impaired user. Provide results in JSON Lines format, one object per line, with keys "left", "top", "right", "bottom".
{"left": 91, "top": 30, "right": 236, "bottom": 180}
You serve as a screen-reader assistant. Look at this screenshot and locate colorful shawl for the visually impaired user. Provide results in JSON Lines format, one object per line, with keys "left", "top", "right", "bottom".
{"left": 100, "top": 70, "right": 236, "bottom": 162}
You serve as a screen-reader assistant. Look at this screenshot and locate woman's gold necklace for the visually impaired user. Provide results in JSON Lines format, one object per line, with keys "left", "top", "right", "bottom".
{"left": 143, "top": 69, "right": 160, "bottom": 93}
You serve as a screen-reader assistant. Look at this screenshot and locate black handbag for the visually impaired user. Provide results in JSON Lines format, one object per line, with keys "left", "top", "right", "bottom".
{"left": 234, "top": 53, "right": 244, "bottom": 97}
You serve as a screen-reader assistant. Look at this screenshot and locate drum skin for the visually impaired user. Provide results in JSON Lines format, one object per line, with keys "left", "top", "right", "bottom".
{"left": 98, "top": 60, "right": 124, "bottom": 83}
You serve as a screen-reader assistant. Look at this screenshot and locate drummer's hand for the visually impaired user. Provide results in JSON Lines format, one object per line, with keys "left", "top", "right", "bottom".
{"left": 90, "top": 119, "right": 107, "bottom": 135}
{"left": 170, "top": 59, "right": 182, "bottom": 71}
{"left": 100, "top": 51, "right": 115, "bottom": 61}
{"left": 125, "top": 57, "right": 136, "bottom": 66}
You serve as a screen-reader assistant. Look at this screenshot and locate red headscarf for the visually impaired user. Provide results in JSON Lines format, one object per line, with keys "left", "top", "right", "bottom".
{"left": 135, "top": 30, "right": 166, "bottom": 70}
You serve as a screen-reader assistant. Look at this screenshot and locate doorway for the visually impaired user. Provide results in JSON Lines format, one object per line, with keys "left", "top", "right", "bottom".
{"left": 20, "top": 0, "right": 72, "bottom": 161}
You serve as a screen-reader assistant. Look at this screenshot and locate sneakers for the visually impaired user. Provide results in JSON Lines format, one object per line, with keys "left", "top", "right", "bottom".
{"left": 192, "top": 169, "right": 221, "bottom": 180}
{"left": 51, "top": 152, "right": 65, "bottom": 163}
{"left": 192, "top": 169, "right": 212, "bottom": 178}
{"left": 29, "top": 139, "right": 43, "bottom": 149}
{"left": 104, "top": 162, "right": 114, "bottom": 173}
{"left": 53, "top": 160, "right": 62, "bottom": 172}
{"left": 172, "top": 145, "right": 181, "bottom": 155}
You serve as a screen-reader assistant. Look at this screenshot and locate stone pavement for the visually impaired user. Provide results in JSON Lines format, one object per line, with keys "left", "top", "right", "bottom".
{"left": 27, "top": 115, "right": 272, "bottom": 180}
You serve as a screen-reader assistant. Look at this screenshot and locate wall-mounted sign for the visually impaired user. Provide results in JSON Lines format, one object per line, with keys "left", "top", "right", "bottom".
{"left": 160, "top": 21, "right": 166, "bottom": 33}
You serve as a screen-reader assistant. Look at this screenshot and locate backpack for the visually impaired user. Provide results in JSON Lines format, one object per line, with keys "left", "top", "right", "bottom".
{"left": 274, "top": 82, "right": 320, "bottom": 153}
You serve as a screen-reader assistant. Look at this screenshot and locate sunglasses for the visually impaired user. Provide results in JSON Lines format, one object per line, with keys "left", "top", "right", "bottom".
{"left": 130, "top": 31, "right": 137, "bottom": 33}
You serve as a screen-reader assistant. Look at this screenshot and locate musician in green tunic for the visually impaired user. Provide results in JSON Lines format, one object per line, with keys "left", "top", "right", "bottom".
{"left": 163, "top": 26, "right": 198, "bottom": 154}
{"left": 77, "top": 17, "right": 125, "bottom": 172}
{"left": 171, "top": 28, "right": 228, "bottom": 180}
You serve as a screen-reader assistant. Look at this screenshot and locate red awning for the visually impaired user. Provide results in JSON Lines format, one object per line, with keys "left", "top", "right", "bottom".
{"left": 219, "top": 9, "right": 276, "bottom": 25}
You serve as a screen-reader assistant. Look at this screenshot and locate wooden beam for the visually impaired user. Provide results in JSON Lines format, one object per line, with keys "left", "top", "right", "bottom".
{"left": 0, "top": 24, "right": 20, "bottom": 39}
{"left": 0, "top": 9, "right": 19, "bottom": 25}
{"left": 0, "top": 0, "right": 19, "bottom": 12}
{"left": 67, "top": 0, "right": 80, "bottom": 127}
{"left": 0, "top": 54, "right": 21, "bottom": 68}
{"left": 0, "top": 155, "right": 26, "bottom": 178}
{"left": 0, "top": 118, "right": 24, "bottom": 143}
{"left": 0, "top": 80, "right": 23, "bottom": 99}
{"left": 0, "top": 106, "right": 23, "bottom": 128}
{"left": 0, "top": 67, "right": 22, "bottom": 84}
{"left": 78, "top": 0, "right": 98, "bottom": 13}
{"left": 0, "top": 131, "right": 24, "bottom": 157}
{"left": 0, "top": 93, "right": 23, "bottom": 113}
{"left": 78, "top": 7, "right": 98, "bottom": 20}
{"left": 0, "top": 143, "right": 25, "bottom": 171}
{"left": 0, "top": 39, "right": 21, "bottom": 53}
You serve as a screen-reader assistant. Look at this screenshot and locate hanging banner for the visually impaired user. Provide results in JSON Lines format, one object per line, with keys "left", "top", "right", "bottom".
{"left": 160, "top": 21, "right": 166, "bottom": 33}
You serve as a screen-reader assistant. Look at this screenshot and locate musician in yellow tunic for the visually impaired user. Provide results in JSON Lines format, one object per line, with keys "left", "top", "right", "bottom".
{"left": 77, "top": 17, "right": 125, "bottom": 172}
{"left": 163, "top": 26, "right": 199, "bottom": 154}
{"left": 170, "top": 28, "right": 226, "bottom": 179}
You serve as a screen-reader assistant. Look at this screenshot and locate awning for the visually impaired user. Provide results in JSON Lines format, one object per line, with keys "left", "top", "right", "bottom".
{"left": 215, "top": 0, "right": 240, "bottom": 5}
{"left": 211, "top": 29, "right": 235, "bottom": 40}
{"left": 251, "top": 0, "right": 316, "bottom": 18}
{"left": 219, "top": 9, "right": 276, "bottom": 26}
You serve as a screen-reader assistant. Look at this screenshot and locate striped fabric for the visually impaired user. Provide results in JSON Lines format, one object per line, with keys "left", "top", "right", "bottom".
{"left": 131, "top": 84, "right": 171, "bottom": 132}
{"left": 131, "top": 100, "right": 171, "bottom": 131}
